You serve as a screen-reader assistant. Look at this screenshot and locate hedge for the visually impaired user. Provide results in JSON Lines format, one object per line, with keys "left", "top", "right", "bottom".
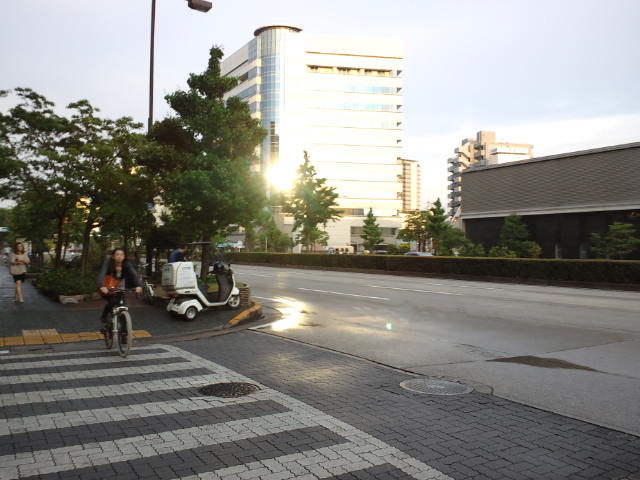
{"left": 225, "top": 253, "right": 640, "bottom": 285}
{"left": 34, "top": 269, "right": 98, "bottom": 296}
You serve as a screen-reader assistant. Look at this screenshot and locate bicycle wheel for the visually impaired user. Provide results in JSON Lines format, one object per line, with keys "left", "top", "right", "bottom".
{"left": 116, "top": 311, "right": 133, "bottom": 357}
{"left": 104, "top": 319, "right": 114, "bottom": 350}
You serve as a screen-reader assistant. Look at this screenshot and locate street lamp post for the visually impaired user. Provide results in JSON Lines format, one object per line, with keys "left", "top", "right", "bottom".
{"left": 148, "top": 0, "right": 213, "bottom": 133}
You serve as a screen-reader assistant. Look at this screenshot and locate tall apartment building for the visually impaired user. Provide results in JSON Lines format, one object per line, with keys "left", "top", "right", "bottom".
{"left": 400, "top": 158, "right": 421, "bottom": 211}
{"left": 447, "top": 131, "right": 533, "bottom": 218}
{"left": 221, "top": 25, "right": 406, "bottom": 251}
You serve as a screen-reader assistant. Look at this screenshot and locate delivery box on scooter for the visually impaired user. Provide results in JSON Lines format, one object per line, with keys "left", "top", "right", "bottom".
{"left": 161, "top": 262, "right": 198, "bottom": 293}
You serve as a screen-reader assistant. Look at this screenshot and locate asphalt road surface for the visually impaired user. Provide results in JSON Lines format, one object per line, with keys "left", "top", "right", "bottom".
{"left": 234, "top": 264, "right": 640, "bottom": 437}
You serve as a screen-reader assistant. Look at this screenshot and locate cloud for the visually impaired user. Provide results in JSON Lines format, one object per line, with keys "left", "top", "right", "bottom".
{"left": 405, "top": 113, "right": 640, "bottom": 205}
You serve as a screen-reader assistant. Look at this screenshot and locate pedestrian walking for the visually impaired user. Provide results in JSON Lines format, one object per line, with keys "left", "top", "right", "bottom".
{"left": 10, "top": 242, "right": 30, "bottom": 303}
{"left": 97, "top": 247, "right": 141, "bottom": 332}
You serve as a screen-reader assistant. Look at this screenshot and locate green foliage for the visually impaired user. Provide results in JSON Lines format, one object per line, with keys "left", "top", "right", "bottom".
{"left": 256, "top": 217, "right": 293, "bottom": 252}
{"left": 399, "top": 199, "right": 469, "bottom": 255}
{"left": 488, "top": 246, "right": 517, "bottom": 258}
{"left": 458, "top": 240, "right": 485, "bottom": 257}
{"left": 361, "top": 208, "right": 383, "bottom": 251}
{"left": 387, "top": 243, "right": 411, "bottom": 255}
{"left": 285, "top": 151, "right": 341, "bottom": 251}
{"left": 35, "top": 269, "right": 97, "bottom": 296}
{"left": 590, "top": 222, "right": 640, "bottom": 259}
{"left": 154, "top": 46, "right": 267, "bottom": 246}
{"left": 227, "top": 252, "right": 640, "bottom": 285}
{"left": 496, "top": 214, "right": 542, "bottom": 258}
{"left": 435, "top": 224, "right": 468, "bottom": 256}
{"left": 0, "top": 88, "right": 159, "bottom": 270}
{"left": 398, "top": 210, "right": 430, "bottom": 252}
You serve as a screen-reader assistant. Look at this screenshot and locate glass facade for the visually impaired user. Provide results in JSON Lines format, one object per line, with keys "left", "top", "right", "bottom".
{"left": 254, "top": 28, "right": 289, "bottom": 171}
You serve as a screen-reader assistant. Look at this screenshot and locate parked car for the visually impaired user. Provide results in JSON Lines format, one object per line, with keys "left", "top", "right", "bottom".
{"left": 404, "top": 251, "right": 433, "bottom": 256}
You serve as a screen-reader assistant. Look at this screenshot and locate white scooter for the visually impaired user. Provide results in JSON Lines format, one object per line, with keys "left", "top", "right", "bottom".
{"left": 161, "top": 260, "right": 241, "bottom": 321}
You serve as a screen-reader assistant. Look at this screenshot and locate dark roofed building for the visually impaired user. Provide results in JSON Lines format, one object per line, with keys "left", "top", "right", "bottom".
{"left": 461, "top": 142, "right": 640, "bottom": 259}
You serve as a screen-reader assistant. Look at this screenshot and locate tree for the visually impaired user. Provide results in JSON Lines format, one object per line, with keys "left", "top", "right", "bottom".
{"left": 285, "top": 151, "right": 341, "bottom": 252}
{"left": 256, "top": 217, "right": 294, "bottom": 252}
{"left": 458, "top": 240, "right": 485, "bottom": 257}
{"left": 492, "top": 214, "right": 542, "bottom": 258}
{"left": 590, "top": 222, "right": 640, "bottom": 259}
{"left": 426, "top": 199, "right": 448, "bottom": 254}
{"left": 361, "top": 208, "right": 383, "bottom": 251}
{"left": 152, "top": 46, "right": 267, "bottom": 274}
{"left": 398, "top": 210, "right": 430, "bottom": 252}
{"left": 0, "top": 88, "right": 81, "bottom": 265}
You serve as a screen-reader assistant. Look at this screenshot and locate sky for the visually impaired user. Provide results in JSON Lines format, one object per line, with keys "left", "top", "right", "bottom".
{"left": 1, "top": 0, "right": 639, "bottom": 205}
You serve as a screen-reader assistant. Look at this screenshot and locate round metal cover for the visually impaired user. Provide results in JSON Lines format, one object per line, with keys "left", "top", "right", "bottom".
{"left": 198, "top": 382, "right": 260, "bottom": 397}
{"left": 400, "top": 378, "right": 473, "bottom": 395}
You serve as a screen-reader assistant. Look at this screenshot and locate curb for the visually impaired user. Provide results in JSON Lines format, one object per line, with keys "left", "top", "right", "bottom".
{"left": 225, "top": 301, "right": 263, "bottom": 328}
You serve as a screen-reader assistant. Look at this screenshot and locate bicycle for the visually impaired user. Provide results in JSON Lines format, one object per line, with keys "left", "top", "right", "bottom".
{"left": 137, "top": 263, "right": 156, "bottom": 305}
{"left": 103, "top": 288, "right": 136, "bottom": 357}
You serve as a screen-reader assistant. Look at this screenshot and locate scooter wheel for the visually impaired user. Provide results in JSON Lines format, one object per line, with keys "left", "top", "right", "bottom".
{"left": 183, "top": 306, "right": 198, "bottom": 321}
{"left": 227, "top": 294, "right": 241, "bottom": 310}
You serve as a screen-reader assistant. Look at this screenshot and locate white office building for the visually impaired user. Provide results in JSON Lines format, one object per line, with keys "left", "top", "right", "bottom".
{"left": 221, "top": 25, "right": 410, "bottom": 251}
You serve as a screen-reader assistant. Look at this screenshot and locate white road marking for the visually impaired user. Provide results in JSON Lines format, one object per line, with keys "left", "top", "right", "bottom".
{"left": 0, "top": 343, "right": 451, "bottom": 480}
{"left": 362, "top": 285, "right": 463, "bottom": 296}
{"left": 298, "top": 288, "right": 389, "bottom": 300}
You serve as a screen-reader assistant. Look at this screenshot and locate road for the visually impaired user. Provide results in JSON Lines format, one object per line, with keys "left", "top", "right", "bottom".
{"left": 234, "top": 264, "right": 640, "bottom": 436}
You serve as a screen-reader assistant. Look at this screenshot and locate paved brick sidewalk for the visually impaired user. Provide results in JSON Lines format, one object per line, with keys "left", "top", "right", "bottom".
{"left": 0, "top": 331, "right": 638, "bottom": 479}
{"left": 0, "top": 267, "right": 240, "bottom": 342}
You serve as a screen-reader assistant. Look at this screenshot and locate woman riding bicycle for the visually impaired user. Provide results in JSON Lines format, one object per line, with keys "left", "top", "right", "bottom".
{"left": 97, "top": 248, "right": 142, "bottom": 332}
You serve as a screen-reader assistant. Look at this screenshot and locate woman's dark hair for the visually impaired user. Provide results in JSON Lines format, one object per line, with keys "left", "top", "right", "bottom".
{"left": 14, "top": 243, "right": 25, "bottom": 254}
{"left": 105, "top": 247, "right": 128, "bottom": 276}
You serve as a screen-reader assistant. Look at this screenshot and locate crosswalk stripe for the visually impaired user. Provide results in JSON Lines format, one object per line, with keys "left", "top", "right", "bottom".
{"left": 0, "top": 351, "right": 183, "bottom": 371}
{"left": 173, "top": 441, "right": 450, "bottom": 480}
{"left": 0, "top": 343, "right": 452, "bottom": 480}
{"left": 0, "top": 358, "right": 194, "bottom": 385}
{"left": 0, "top": 391, "right": 275, "bottom": 436}
{"left": 0, "top": 411, "right": 318, "bottom": 480}
{"left": 0, "top": 372, "right": 228, "bottom": 407}
{"left": 0, "top": 344, "right": 163, "bottom": 362}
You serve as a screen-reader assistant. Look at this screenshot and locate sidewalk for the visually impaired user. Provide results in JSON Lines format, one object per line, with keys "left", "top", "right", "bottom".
{"left": 0, "top": 267, "right": 259, "bottom": 346}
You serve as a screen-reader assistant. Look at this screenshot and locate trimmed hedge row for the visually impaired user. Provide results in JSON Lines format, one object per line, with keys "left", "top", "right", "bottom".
{"left": 226, "top": 253, "right": 640, "bottom": 285}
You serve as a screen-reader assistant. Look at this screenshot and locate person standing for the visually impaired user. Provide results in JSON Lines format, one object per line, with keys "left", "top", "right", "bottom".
{"left": 10, "top": 242, "right": 30, "bottom": 303}
{"left": 168, "top": 245, "right": 187, "bottom": 263}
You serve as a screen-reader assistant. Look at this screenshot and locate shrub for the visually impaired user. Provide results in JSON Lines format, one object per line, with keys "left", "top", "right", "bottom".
{"left": 226, "top": 253, "right": 640, "bottom": 285}
{"left": 35, "top": 269, "right": 97, "bottom": 296}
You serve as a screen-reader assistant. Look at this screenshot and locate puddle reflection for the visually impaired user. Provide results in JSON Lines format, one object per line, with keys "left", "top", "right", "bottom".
{"left": 270, "top": 297, "right": 306, "bottom": 331}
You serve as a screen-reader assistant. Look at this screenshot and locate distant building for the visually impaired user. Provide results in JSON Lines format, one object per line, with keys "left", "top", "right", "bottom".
{"left": 447, "top": 131, "right": 533, "bottom": 218}
{"left": 221, "top": 25, "right": 407, "bottom": 251}
{"left": 400, "top": 158, "right": 421, "bottom": 212}
{"left": 461, "top": 142, "right": 640, "bottom": 259}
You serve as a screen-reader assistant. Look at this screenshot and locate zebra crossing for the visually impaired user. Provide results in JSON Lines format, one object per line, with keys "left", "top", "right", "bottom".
{"left": 0, "top": 344, "right": 451, "bottom": 480}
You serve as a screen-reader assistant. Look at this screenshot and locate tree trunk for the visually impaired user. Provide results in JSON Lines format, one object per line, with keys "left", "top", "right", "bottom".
{"left": 80, "top": 218, "right": 94, "bottom": 274}
{"left": 54, "top": 215, "right": 64, "bottom": 267}
{"left": 200, "top": 235, "right": 212, "bottom": 279}
{"left": 145, "top": 243, "right": 153, "bottom": 277}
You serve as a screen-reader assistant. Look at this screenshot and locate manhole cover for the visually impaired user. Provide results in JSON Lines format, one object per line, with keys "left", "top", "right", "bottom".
{"left": 198, "top": 382, "right": 260, "bottom": 397}
{"left": 400, "top": 378, "right": 473, "bottom": 395}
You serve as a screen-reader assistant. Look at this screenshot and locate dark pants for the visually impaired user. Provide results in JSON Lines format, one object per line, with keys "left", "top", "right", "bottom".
{"left": 100, "top": 295, "right": 119, "bottom": 325}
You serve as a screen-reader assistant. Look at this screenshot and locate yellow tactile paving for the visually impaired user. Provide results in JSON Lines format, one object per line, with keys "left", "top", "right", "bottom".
{"left": 0, "top": 329, "right": 152, "bottom": 347}
{"left": 42, "top": 335, "right": 64, "bottom": 344}
{"left": 60, "top": 333, "right": 82, "bottom": 342}
{"left": 78, "top": 332, "right": 102, "bottom": 340}
{"left": 133, "top": 330, "right": 152, "bottom": 338}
